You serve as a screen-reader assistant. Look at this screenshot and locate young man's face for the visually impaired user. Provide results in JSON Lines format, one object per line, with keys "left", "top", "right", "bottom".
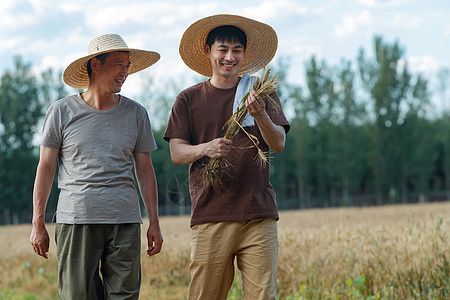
{"left": 206, "top": 40, "right": 245, "bottom": 80}
{"left": 93, "top": 51, "right": 130, "bottom": 93}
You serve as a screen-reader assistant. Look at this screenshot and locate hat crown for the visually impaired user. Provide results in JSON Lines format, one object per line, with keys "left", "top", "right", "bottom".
{"left": 179, "top": 14, "right": 277, "bottom": 77}
{"left": 88, "top": 34, "right": 129, "bottom": 55}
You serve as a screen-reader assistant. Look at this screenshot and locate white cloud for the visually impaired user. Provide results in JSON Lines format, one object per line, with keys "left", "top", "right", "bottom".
{"left": 0, "top": 11, "right": 35, "bottom": 33}
{"left": 83, "top": 2, "right": 171, "bottom": 31}
{"left": 357, "top": 0, "right": 412, "bottom": 8}
{"left": 357, "top": 0, "right": 377, "bottom": 7}
{"left": 0, "top": 36, "right": 27, "bottom": 54}
{"left": 0, "top": 0, "right": 15, "bottom": 13}
{"left": 443, "top": 24, "right": 450, "bottom": 38}
{"left": 58, "top": 2, "right": 83, "bottom": 14}
{"left": 240, "top": 0, "right": 307, "bottom": 21}
{"left": 28, "top": 0, "right": 50, "bottom": 14}
{"left": 1, "top": 0, "right": 450, "bottom": 95}
{"left": 393, "top": 14, "right": 423, "bottom": 30}
{"left": 39, "top": 55, "right": 63, "bottom": 72}
{"left": 407, "top": 55, "right": 440, "bottom": 75}
{"left": 335, "top": 10, "right": 374, "bottom": 38}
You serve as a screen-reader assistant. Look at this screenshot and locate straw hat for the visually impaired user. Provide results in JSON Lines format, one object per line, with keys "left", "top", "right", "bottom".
{"left": 63, "top": 34, "right": 160, "bottom": 89}
{"left": 179, "top": 14, "right": 278, "bottom": 77}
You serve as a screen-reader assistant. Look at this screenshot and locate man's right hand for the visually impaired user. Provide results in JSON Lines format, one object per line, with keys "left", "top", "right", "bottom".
{"left": 169, "top": 138, "right": 233, "bottom": 165}
{"left": 202, "top": 138, "right": 233, "bottom": 159}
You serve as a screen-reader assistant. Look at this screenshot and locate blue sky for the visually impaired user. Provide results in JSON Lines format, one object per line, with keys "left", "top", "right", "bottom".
{"left": 1, "top": 0, "right": 449, "bottom": 106}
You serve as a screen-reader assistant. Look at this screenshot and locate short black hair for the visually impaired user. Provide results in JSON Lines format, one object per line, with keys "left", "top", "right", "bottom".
{"left": 206, "top": 25, "right": 247, "bottom": 49}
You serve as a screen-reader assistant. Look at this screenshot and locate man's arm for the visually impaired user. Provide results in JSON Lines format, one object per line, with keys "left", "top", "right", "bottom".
{"left": 30, "top": 146, "right": 59, "bottom": 259}
{"left": 246, "top": 90, "right": 286, "bottom": 153}
{"left": 169, "top": 138, "right": 233, "bottom": 165}
{"left": 133, "top": 151, "right": 163, "bottom": 257}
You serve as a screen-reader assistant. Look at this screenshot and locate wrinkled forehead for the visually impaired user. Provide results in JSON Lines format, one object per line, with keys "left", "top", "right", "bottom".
{"left": 107, "top": 51, "right": 130, "bottom": 60}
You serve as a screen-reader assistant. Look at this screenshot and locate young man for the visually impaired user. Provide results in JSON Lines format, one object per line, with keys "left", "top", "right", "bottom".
{"left": 164, "top": 15, "right": 290, "bottom": 299}
{"left": 30, "top": 34, "right": 163, "bottom": 299}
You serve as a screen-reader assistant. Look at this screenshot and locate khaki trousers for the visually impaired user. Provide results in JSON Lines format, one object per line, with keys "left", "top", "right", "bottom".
{"left": 188, "top": 218, "right": 278, "bottom": 300}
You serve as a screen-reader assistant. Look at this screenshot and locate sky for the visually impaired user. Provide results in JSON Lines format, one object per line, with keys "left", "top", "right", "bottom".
{"left": 1, "top": 0, "right": 449, "bottom": 106}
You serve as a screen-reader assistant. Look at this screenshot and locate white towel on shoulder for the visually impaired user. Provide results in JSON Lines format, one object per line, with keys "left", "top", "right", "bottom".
{"left": 233, "top": 74, "right": 257, "bottom": 127}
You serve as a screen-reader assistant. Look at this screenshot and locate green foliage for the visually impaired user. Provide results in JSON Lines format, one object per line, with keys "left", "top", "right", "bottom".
{"left": 0, "top": 57, "right": 66, "bottom": 224}
{"left": 137, "top": 75, "right": 191, "bottom": 216}
{"left": 0, "top": 36, "right": 449, "bottom": 223}
{"left": 270, "top": 35, "right": 443, "bottom": 209}
{"left": 227, "top": 273, "right": 242, "bottom": 299}
{"left": 0, "top": 56, "right": 43, "bottom": 223}
{"left": 356, "top": 36, "right": 434, "bottom": 204}
{"left": 0, "top": 289, "right": 40, "bottom": 300}
{"left": 0, "top": 56, "right": 41, "bottom": 153}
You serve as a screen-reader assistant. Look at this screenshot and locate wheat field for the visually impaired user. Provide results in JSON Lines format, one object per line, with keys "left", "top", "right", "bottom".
{"left": 1, "top": 202, "right": 448, "bottom": 299}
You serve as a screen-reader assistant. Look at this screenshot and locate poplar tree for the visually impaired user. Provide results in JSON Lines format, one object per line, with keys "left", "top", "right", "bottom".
{"left": 0, "top": 56, "right": 43, "bottom": 223}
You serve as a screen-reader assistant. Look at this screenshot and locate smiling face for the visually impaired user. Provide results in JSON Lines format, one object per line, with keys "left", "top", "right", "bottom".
{"left": 91, "top": 51, "right": 130, "bottom": 93}
{"left": 206, "top": 40, "right": 245, "bottom": 81}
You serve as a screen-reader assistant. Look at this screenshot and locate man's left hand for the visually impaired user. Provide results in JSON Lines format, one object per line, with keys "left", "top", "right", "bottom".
{"left": 246, "top": 90, "right": 266, "bottom": 118}
{"left": 146, "top": 222, "right": 163, "bottom": 257}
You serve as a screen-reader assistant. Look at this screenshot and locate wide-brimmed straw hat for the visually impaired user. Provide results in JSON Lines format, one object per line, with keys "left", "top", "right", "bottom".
{"left": 179, "top": 14, "right": 278, "bottom": 77}
{"left": 63, "top": 34, "right": 160, "bottom": 89}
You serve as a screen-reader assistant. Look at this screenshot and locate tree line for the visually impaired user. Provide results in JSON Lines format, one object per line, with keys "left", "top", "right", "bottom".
{"left": 0, "top": 36, "right": 449, "bottom": 224}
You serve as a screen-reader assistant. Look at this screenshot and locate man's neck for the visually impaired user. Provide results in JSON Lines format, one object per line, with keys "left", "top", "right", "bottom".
{"left": 81, "top": 88, "right": 119, "bottom": 111}
{"left": 209, "top": 75, "right": 240, "bottom": 89}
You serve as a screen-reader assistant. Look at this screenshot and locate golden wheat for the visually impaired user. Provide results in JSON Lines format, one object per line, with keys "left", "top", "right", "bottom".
{"left": 1, "top": 202, "right": 448, "bottom": 299}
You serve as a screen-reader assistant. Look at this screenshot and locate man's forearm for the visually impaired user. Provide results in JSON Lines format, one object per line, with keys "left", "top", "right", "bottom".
{"left": 169, "top": 142, "right": 206, "bottom": 165}
{"left": 140, "top": 172, "right": 159, "bottom": 222}
{"left": 254, "top": 112, "right": 286, "bottom": 153}
{"left": 133, "top": 152, "right": 160, "bottom": 222}
{"left": 169, "top": 138, "right": 232, "bottom": 165}
{"left": 32, "top": 164, "right": 56, "bottom": 225}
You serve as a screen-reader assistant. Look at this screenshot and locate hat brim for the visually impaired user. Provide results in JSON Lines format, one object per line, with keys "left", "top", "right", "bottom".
{"left": 63, "top": 49, "right": 160, "bottom": 89}
{"left": 179, "top": 14, "right": 278, "bottom": 77}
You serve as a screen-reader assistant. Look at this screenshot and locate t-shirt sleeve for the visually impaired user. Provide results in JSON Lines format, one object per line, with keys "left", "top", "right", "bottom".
{"left": 41, "top": 104, "right": 63, "bottom": 149}
{"left": 134, "top": 104, "right": 157, "bottom": 153}
{"left": 266, "top": 91, "right": 290, "bottom": 134}
{"left": 163, "top": 93, "right": 191, "bottom": 142}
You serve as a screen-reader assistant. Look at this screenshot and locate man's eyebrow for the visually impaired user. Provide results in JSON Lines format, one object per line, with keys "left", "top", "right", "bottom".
{"left": 217, "top": 43, "right": 244, "bottom": 49}
{"left": 114, "top": 59, "right": 131, "bottom": 65}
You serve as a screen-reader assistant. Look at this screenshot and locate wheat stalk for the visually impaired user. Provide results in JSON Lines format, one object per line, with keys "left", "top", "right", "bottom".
{"left": 202, "top": 68, "right": 279, "bottom": 190}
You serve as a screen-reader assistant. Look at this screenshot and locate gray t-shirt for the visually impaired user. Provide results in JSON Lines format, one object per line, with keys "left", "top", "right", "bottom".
{"left": 41, "top": 94, "right": 157, "bottom": 224}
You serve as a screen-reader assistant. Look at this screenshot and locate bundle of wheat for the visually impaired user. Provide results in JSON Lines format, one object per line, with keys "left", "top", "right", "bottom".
{"left": 202, "top": 68, "right": 280, "bottom": 190}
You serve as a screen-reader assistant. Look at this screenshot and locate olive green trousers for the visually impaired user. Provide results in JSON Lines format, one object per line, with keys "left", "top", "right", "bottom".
{"left": 55, "top": 223, "right": 141, "bottom": 300}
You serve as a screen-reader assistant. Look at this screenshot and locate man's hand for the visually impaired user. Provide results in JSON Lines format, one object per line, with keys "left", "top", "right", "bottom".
{"left": 169, "top": 137, "right": 233, "bottom": 165}
{"left": 202, "top": 138, "right": 233, "bottom": 159}
{"left": 245, "top": 90, "right": 286, "bottom": 153}
{"left": 246, "top": 90, "right": 267, "bottom": 118}
{"left": 146, "top": 222, "right": 163, "bottom": 257}
{"left": 30, "top": 223, "right": 50, "bottom": 259}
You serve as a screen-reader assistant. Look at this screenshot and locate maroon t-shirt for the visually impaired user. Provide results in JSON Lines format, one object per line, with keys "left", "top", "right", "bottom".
{"left": 163, "top": 79, "right": 290, "bottom": 227}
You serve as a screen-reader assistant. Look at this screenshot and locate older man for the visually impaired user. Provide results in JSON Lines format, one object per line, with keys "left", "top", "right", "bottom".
{"left": 30, "top": 34, "right": 163, "bottom": 299}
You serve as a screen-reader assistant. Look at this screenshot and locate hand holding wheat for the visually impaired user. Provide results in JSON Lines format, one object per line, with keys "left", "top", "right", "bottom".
{"left": 245, "top": 90, "right": 267, "bottom": 118}
{"left": 202, "top": 68, "right": 280, "bottom": 191}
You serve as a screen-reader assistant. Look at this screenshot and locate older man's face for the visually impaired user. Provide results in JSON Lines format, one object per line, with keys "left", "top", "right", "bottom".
{"left": 93, "top": 51, "right": 130, "bottom": 93}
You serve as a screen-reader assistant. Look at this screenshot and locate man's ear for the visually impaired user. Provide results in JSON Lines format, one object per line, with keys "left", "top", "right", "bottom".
{"left": 204, "top": 45, "right": 211, "bottom": 57}
{"left": 90, "top": 57, "right": 100, "bottom": 73}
